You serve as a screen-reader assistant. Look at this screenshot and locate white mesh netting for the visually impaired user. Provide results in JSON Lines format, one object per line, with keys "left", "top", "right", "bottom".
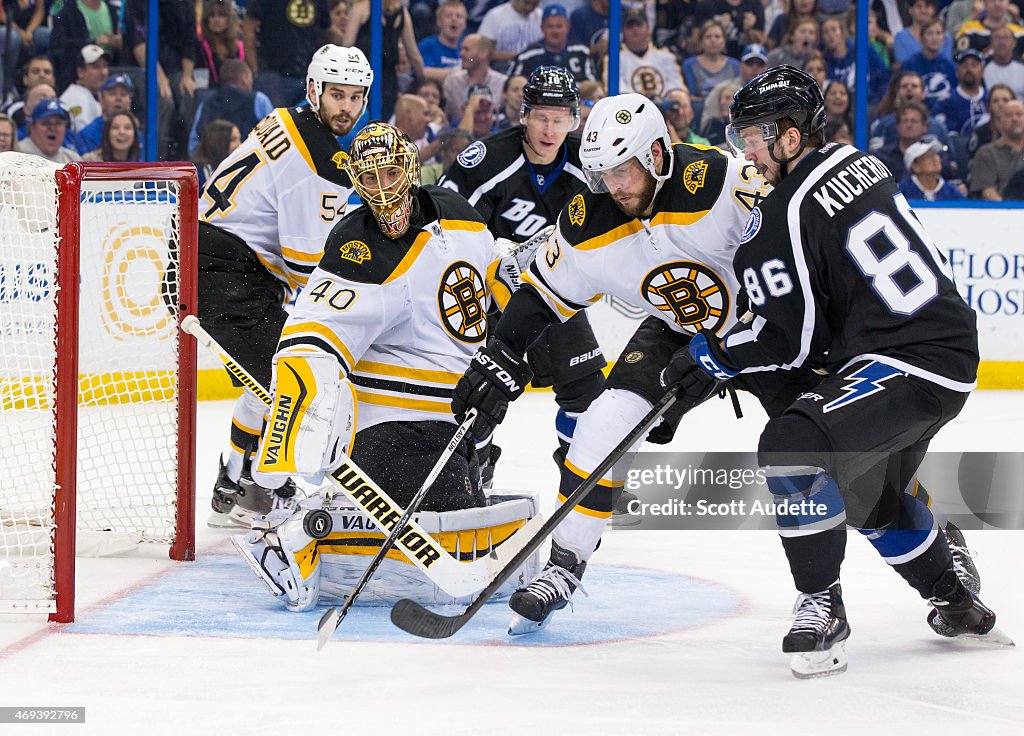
{"left": 0, "top": 153, "right": 184, "bottom": 614}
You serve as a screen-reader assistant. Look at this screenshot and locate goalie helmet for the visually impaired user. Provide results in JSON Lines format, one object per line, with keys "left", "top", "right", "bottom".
{"left": 726, "top": 65, "right": 825, "bottom": 156}
{"left": 306, "top": 45, "right": 374, "bottom": 114}
{"left": 521, "top": 66, "right": 580, "bottom": 131}
{"left": 578, "top": 93, "right": 673, "bottom": 194}
{"left": 347, "top": 122, "right": 421, "bottom": 239}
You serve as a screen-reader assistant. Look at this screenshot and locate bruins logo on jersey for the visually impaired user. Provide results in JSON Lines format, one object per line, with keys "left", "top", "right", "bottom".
{"left": 641, "top": 261, "right": 730, "bottom": 334}
{"left": 683, "top": 160, "right": 708, "bottom": 195}
{"left": 438, "top": 261, "right": 487, "bottom": 343}
{"left": 331, "top": 150, "right": 348, "bottom": 169}
{"left": 567, "top": 194, "right": 586, "bottom": 226}
{"left": 630, "top": 67, "right": 666, "bottom": 97}
{"left": 340, "top": 240, "right": 371, "bottom": 264}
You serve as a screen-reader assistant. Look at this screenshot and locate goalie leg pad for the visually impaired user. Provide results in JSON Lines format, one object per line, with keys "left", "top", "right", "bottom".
{"left": 231, "top": 509, "right": 322, "bottom": 611}
{"left": 256, "top": 352, "right": 356, "bottom": 482}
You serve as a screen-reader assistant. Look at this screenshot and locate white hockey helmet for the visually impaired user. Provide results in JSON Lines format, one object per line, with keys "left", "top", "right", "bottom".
{"left": 578, "top": 93, "right": 674, "bottom": 194}
{"left": 306, "top": 45, "right": 374, "bottom": 114}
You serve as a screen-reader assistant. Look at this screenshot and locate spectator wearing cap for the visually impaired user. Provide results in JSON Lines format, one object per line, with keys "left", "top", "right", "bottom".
{"left": 187, "top": 58, "right": 272, "bottom": 154}
{"left": 49, "top": 0, "right": 122, "bottom": 93}
{"left": 510, "top": 4, "right": 595, "bottom": 81}
{"left": 478, "top": 0, "right": 544, "bottom": 69}
{"left": 956, "top": 0, "right": 1024, "bottom": 57}
{"left": 18, "top": 99, "right": 81, "bottom": 163}
{"left": 935, "top": 49, "right": 988, "bottom": 137}
{"left": 420, "top": 0, "right": 468, "bottom": 82}
{"left": 76, "top": 75, "right": 143, "bottom": 155}
{"left": 15, "top": 82, "right": 56, "bottom": 139}
{"left": 661, "top": 88, "right": 710, "bottom": 146}
{"left": 894, "top": 0, "right": 953, "bottom": 65}
{"left": 970, "top": 98, "right": 1024, "bottom": 199}
{"left": 983, "top": 25, "right": 1024, "bottom": 100}
{"left": 738, "top": 44, "right": 768, "bottom": 83}
{"left": 614, "top": 7, "right": 685, "bottom": 99}
{"left": 694, "top": 0, "right": 766, "bottom": 60}
{"left": 903, "top": 18, "right": 959, "bottom": 110}
{"left": 59, "top": 45, "right": 110, "bottom": 132}
{"left": 899, "top": 138, "right": 967, "bottom": 201}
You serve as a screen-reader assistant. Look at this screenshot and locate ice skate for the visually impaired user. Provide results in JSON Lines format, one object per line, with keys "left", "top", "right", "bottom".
{"left": 508, "top": 541, "right": 588, "bottom": 635}
{"left": 783, "top": 582, "right": 851, "bottom": 679}
{"left": 207, "top": 455, "right": 241, "bottom": 527}
{"left": 209, "top": 453, "right": 300, "bottom": 529}
{"left": 943, "top": 521, "right": 980, "bottom": 595}
{"left": 927, "top": 569, "right": 1013, "bottom": 646}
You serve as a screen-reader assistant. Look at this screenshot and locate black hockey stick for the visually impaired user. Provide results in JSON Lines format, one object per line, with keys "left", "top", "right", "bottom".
{"left": 316, "top": 410, "right": 477, "bottom": 650}
{"left": 389, "top": 385, "right": 680, "bottom": 639}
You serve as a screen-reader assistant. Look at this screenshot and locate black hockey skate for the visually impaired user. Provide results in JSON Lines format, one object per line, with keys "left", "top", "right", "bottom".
{"left": 925, "top": 569, "right": 1011, "bottom": 645}
{"left": 208, "top": 454, "right": 299, "bottom": 529}
{"left": 211, "top": 455, "right": 240, "bottom": 515}
{"left": 783, "top": 582, "right": 851, "bottom": 679}
{"left": 508, "top": 542, "right": 588, "bottom": 635}
{"left": 943, "top": 521, "right": 981, "bottom": 595}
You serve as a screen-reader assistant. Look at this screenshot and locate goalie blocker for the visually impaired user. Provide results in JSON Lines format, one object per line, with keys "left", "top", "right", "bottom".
{"left": 233, "top": 489, "right": 542, "bottom": 610}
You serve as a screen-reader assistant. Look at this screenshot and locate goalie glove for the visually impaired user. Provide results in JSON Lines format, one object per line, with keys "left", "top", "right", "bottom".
{"left": 660, "top": 331, "right": 736, "bottom": 413}
{"left": 452, "top": 339, "right": 533, "bottom": 440}
{"left": 256, "top": 352, "right": 356, "bottom": 484}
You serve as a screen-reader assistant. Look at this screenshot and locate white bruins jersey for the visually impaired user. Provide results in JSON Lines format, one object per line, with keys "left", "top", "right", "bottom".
{"left": 524, "top": 144, "right": 770, "bottom": 338}
{"left": 200, "top": 106, "right": 354, "bottom": 296}
{"left": 277, "top": 186, "right": 496, "bottom": 430}
{"left": 610, "top": 44, "right": 686, "bottom": 99}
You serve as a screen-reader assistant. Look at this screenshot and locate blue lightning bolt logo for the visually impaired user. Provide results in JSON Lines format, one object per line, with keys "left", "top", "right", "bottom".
{"left": 822, "top": 362, "right": 907, "bottom": 414}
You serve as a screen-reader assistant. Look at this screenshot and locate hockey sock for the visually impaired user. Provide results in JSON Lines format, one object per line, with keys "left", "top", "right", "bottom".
{"left": 554, "top": 408, "right": 580, "bottom": 454}
{"left": 226, "top": 390, "right": 267, "bottom": 482}
{"left": 860, "top": 492, "right": 952, "bottom": 598}
{"left": 781, "top": 529, "right": 848, "bottom": 594}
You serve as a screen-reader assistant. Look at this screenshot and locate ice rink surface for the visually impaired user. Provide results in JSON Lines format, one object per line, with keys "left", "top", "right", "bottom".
{"left": 1, "top": 391, "right": 1021, "bottom": 735}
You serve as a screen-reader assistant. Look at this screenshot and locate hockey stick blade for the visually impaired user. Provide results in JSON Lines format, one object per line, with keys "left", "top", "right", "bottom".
{"left": 390, "top": 386, "right": 680, "bottom": 638}
{"left": 181, "top": 315, "right": 512, "bottom": 597}
{"left": 316, "top": 412, "right": 477, "bottom": 649}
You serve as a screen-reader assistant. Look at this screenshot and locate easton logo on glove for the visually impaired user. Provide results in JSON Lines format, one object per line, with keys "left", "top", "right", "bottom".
{"left": 473, "top": 351, "right": 525, "bottom": 394}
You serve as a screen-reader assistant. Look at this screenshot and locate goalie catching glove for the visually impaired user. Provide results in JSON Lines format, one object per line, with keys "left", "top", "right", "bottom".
{"left": 452, "top": 339, "right": 533, "bottom": 440}
{"left": 256, "top": 352, "right": 357, "bottom": 484}
{"left": 659, "top": 331, "right": 736, "bottom": 413}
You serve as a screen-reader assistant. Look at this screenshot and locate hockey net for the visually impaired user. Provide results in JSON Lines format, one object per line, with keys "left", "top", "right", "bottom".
{"left": 0, "top": 153, "right": 197, "bottom": 622}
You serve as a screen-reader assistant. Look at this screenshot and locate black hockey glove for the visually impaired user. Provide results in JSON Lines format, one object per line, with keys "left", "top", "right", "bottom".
{"left": 660, "top": 331, "right": 737, "bottom": 413}
{"left": 452, "top": 339, "right": 533, "bottom": 440}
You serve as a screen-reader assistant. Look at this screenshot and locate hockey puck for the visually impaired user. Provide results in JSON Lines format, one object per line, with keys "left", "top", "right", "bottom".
{"left": 303, "top": 509, "right": 333, "bottom": 539}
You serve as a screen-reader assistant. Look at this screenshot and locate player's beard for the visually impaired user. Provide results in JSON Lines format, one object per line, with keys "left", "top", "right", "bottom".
{"left": 612, "top": 172, "right": 658, "bottom": 219}
{"left": 325, "top": 112, "right": 356, "bottom": 137}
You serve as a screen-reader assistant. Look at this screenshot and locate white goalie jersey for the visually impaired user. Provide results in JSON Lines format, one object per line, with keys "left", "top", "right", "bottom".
{"left": 199, "top": 106, "right": 355, "bottom": 296}
{"left": 523, "top": 144, "right": 770, "bottom": 339}
{"left": 276, "top": 185, "right": 497, "bottom": 430}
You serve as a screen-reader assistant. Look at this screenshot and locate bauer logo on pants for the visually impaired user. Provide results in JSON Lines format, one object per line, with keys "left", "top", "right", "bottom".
{"left": 438, "top": 261, "right": 487, "bottom": 343}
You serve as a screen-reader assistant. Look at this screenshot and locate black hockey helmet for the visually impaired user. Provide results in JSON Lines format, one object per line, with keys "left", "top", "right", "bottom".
{"left": 729, "top": 65, "right": 826, "bottom": 138}
{"left": 521, "top": 66, "right": 580, "bottom": 129}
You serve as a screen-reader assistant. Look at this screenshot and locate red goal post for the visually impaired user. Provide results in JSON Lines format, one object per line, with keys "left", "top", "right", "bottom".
{"left": 0, "top": 156, "right": 197, "bottom": 623}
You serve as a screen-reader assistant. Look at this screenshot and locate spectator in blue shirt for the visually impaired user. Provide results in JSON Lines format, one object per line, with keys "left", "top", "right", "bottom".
{"left": 893, "top": 0, "right": 953, "bottom": 64}
{"left": 568, "top": 0, "right": 610, "bottom": 55}
{"left": 75, "top": 74, "right": 140, "bottom": 155}
{"left": 903, "top": 18, "right": 958, "bottom": 110}
{"left": 898, "top": 138, "right": 967, "bottom": 200}
{"left": 188, "top": 58, "right": 272, "bottom": 155}
{"left": 869, "top": 70, "right": 951, "bottom": 151}
{"left": 934, "top": 48, "right": 988, "bottom": 137}
{"left": 419, "top": 0, "right": 468, "bottom": 82}
{"left": 821, "top": 15, "right": 890, "bottom": 106}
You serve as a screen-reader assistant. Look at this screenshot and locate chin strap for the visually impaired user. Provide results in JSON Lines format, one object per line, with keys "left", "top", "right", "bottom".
{"left": 769, "top": 130, "right": 809, "bottom": 181}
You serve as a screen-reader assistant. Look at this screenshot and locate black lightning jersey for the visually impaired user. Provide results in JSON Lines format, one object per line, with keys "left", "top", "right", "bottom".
{"left": 723, "top": 143, "right": 979, "bottom": 391}
{"left": 439, "top": 126, "right": 588, "bottom": 242}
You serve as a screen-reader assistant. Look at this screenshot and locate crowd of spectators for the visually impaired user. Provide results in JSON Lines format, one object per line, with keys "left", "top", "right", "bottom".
{"left": 3, "top": 1, "right": 1024, "bottom": 201}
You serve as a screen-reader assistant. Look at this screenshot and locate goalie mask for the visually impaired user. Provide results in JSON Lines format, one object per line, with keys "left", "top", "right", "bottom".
{"left": 347, "top": 122, "right": 421, "bottom": 239}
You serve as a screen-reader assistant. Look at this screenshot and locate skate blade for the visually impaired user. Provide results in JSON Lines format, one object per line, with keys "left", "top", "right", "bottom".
{"left": 789, "top": 642, "right": 849, "bottom": 679}
{"left": 230, "top": 534, "right": 285, "bottom": 598}
{"left": 951, "top": 626, "right": 1016, "bottom": 648}
{"left": 507, "top": 612, "right": 552, "bottom": 636}
{"left": 207, "top": 509, "right": 243, "bottom": 528}
{"left": 608, "top": 513, "right": 643, "bottom": 529}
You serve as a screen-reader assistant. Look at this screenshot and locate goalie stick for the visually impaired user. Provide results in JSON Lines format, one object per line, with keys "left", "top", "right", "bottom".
{"left": 181, "top": 315, "right": 544, "bottom": 597}
{"left": 389, "top": 385, "right": 680, "bottom": 639}
{"left": 316, "top": 410, "right": 478, "bottom": 649}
